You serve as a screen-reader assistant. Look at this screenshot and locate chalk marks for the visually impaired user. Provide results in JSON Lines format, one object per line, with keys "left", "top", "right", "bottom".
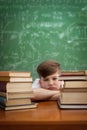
{"left": 0, "top": 0, "right": 87, "bottom": 78}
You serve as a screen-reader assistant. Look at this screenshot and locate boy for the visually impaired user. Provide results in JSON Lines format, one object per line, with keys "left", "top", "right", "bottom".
{"left": 32, "top": 60, "right": 64, "bottom": 101}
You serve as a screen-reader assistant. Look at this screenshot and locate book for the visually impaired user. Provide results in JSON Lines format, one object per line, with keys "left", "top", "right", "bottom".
{"left": 0, "top": 77, "right": 33, "bottom": 82}
{"left": 0, "top": 71, "right": 31, "bottom": 77}
{"left": 0, "top": 96, "right": 32, "bottom": 106}
{"left": 0, "top": 102, "right": 38, "bottom": 111}
{"left": 64, "top": 81, "right": 87, "bottom": 88}
{"left": 61, "top": 70, "right": 87, "bottom": 76}
{"left": 60, "top": 70, "right": 87, "bottom": 80}
{"left": 57, "top": 99, "right": 87, "bottom": 109}
{"left": 59, "top": 91, "right": 87, "bottom": 104}
{"left": 59, "top": 75, "right": 87, "bottom": 80}
{"left": 61, "top": 88, "right": 87, "bottom": 92}
{"left": 0, "top": 91, "right": 34, "bottom": 99}
{"left": 0, "top": 82, "right": 33, "bottom": 92}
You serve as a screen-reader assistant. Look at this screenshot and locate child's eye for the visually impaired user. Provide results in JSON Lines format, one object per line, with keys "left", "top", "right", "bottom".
{"left": 53, "top": 77, "right": 58, "bottom": 80}
{"left": 44, "top": 79, "right": 49, "bottom": 81}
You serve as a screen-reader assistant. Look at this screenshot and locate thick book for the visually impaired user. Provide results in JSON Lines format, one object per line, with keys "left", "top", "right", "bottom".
{"left": 0, "top": 91, "right": 34, "bottom": 99}
{"left": 61, "top": 70, "right": 87, "bottom": 76}
{"left": 0, "top": 77, "right": 33, "bottom": 82}
{"left": 59, "top": 75, "right": 87, "bottom": 80}
{"left": 0, "top": 102, "right": 38, "bottom": 111}
{"left": 59, "top": 91, "right": 87, "bottom": 104}
{"left": 0, "top": 82, "right": 32, "bottom": 92}
{"left": 64, "top": 81, "right": 87, "bottom": 88}
{"left": 57, "top": 99, "right": 87, "bottom": 109}
{"left": 0, "top": 96, "right": 32, "bottom": 106}
{"left": 0, "top": 71, "right": 31, "bottom": 77}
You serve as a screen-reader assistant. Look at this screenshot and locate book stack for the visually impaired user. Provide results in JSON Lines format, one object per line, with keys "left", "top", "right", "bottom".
{"left": 0, "top": 71, "right": 37, "bottom": 110}
{"left": 57, "top": 70, "right": 87, "bottom": 109}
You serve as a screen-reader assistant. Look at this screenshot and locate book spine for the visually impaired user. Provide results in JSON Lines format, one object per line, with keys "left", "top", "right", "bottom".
{"left": 0, "top": 82, "right": 7, "bottom": 92}
{"left": 0, "top": 96, "right": 6, "bottom": 105}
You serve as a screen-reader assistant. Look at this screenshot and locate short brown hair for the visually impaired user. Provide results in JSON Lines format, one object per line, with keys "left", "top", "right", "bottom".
{"left": 37, "top": 60, "right": 61, "bottom": 78}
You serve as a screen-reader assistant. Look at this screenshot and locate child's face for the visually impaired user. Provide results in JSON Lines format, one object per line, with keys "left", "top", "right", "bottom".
{"left": 39, "top": 72, "right": 61, "bottom": 90}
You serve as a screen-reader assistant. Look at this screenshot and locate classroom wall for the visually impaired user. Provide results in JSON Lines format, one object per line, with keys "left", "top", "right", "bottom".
{"left": 0, "top": 0, "right": 87, "bottom": 79}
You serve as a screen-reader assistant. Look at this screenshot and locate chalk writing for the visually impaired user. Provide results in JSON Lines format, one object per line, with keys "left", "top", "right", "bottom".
{"left": 0, "top": 0, "right": 87, "bottom": 79}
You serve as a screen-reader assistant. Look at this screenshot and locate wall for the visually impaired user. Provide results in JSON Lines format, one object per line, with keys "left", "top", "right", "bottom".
{"left": 0, "top": 0, "right": 87, "bottom": 79}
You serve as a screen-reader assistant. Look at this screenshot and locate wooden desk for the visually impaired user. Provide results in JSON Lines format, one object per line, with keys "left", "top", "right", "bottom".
{"left": 0, "top": 101, "right": 87, "bottom": 130}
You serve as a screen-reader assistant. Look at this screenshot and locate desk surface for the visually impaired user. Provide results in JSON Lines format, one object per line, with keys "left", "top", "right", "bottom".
{"left": 0, "top": 101, "right": 87, "bottom": 130}
{"left": 0, "top": 101, "right": 87, "bottom": 124}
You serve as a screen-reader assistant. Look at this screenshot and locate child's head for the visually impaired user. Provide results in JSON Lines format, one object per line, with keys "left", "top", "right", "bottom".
{"left": 37, "top": 60, "right": 61, "bottom": 90}
{"left": 37, "top": 60, "right": 61, "bottom": 78}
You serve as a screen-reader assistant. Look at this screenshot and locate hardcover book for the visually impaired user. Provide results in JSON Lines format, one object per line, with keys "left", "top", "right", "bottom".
{"left": 0, "top": 91, "right": 34, "bottom": 99}
{"left": 63, "top": 81, "right": 87, "bottom": 88}
{"left": 0, "top": 102, "right": 38, "bottom": 111}
{"left": 0, "top": 82, "right": 32, "bottom": 92}
{"left": 61, "top": 70, "right": 87, "bottom": 76}
{"left": 0, "top": 71, "right": 31, "bottom": 77}
{"left": 57, "top": 99, "right": 87, "bottom": 109}
{"left": 0, "top": 96, "right": 32, "bottom": 106}
{"left": 59, "top": 91, "right": 87, "bottom": 104}
{"left": 59, "top": 75, "right": 87, "bottom": 81}
{"left": 0, "top": 77, "right": 33, "bottom": 82}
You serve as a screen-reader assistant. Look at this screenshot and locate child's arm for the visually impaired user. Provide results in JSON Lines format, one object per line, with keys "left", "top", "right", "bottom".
{"left": 32, "top": 88, "right": 60, "bottom": 101}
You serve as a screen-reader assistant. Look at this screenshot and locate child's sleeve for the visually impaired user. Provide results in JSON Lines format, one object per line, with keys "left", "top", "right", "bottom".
{"left": 32, "top": 78, "right": 41, "bottom": 88}
{"left": 60, "top": 80, "right": 64, "bottom": 88}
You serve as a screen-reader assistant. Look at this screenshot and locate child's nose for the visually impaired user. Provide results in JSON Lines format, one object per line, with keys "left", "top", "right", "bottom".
{"left": 49, "top": 79, "right": 53, "bottom": 85}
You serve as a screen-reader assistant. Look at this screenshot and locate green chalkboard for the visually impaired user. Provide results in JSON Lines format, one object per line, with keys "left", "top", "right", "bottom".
{"left": 0, "top": 0, "right": 87, "bottom": 79}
